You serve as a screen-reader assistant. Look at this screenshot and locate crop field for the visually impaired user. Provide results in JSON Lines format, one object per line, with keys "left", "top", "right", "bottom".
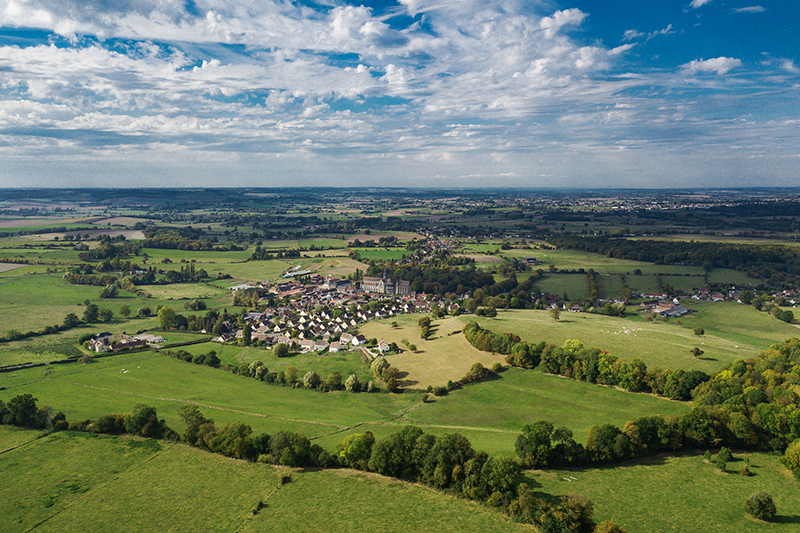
{"left": 449, "top": 305, "right": 797, "bottom": 374}
{"left": 531, "top": 451, "right": 800, "bottom": 533}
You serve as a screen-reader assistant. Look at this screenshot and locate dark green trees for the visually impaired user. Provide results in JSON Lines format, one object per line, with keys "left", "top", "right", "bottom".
{"left": 745, "top": 491, "right": 776, "bottom": 521}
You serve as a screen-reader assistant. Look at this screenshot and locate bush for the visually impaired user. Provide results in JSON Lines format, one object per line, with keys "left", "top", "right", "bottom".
{"left": 783, "top": 439, "right": 800, "bottom": 471}
{"left": 745, "top": 491, "right": 776, "bottom": 520}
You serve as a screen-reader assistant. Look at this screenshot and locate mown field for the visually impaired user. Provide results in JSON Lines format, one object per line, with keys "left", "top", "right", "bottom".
{"left": 532, "top": 451, "right": 800, "bottom": 533}
{"left": 359, "top": 315, "right": 503, "bottom": 389}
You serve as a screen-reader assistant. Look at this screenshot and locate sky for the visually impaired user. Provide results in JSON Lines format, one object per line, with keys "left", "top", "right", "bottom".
{"left": 0, "top": 0, "right": 798, "bottom": 188}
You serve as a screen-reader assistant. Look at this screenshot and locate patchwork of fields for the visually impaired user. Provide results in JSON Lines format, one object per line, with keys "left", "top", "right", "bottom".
{"left": 1, "top": 205, "right": 798, "bottom": 533}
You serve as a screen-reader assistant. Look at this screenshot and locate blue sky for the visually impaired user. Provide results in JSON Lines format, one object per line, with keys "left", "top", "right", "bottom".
{"left": 0, "top": 0, "right": 797, "bottom": 188}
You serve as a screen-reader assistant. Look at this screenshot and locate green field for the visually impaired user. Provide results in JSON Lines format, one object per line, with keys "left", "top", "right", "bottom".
{"left": 174, "top": 341, "right": 370, "bottom": 381}
{"left": 0, "top": 351, "right": 419, "bottom": 441}
{"left": 352, "top": 247, "right": 410, "bottom": 261}
{"left": 455, "top": 305, "right": 798, "bottom": 374}
{"left": 0, "top": 427, "right": 528, "bottom": 533}
{"left": 0, "top": 343, "right": 691, "bottom": 458}
{"left": 531, "top": 451, "right": 800, "bottom": 533}
{"left": 399, "top": 367, "right": 690, "bottom": 455}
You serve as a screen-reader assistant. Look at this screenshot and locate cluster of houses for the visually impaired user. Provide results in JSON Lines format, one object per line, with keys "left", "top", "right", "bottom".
{"left": 88, "top": 332, "right": 166, "bottom": 353}
{"left": 219, "top": 273, "right": 443, "bottom": 354}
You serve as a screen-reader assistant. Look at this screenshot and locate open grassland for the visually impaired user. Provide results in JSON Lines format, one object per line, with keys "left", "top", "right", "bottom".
{"left": 175, "top": 341, "right": 370, "bottom": 380}
{"left": 0, "top": 246, "right": 85, "bottom": 263}
{"left": 0, "top": 264, "right": 64, "bottom": 277}
{"left": 0, "top": 346, "right": 691, "bottom": 458}
{"left": 359, "top": 315, "right": 504, "bottom": 389}
{"left": 0, "top": 428, "right": 285, "bottom": 533}
{"left": 0, "top": 351, "right": 420, "bottom": 440}
{"left": 0, "top": 427, "right": 527, "bottom": 533}
{"left": 244, "top": 469, "right": 527, "bottom": 533}
{"left": 531, "top": 451, "right": 800, "bottom": 533}
{"left": 0, "top": 272, "right": 158, "bottom": 333}
{"left": 0, "top": 425, "right": 42, "bottom": 451}
{"left": 458, "top": 306, "right": 798, "bottom": 373}
{"left": 401, "top": 368, "right": 690, "bottom": 454}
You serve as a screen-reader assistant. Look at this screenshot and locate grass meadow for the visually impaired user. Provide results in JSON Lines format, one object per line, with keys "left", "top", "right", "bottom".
{"left": 0, "top": 427, "right": 528, "bottom": 533}
{"left": 401, "top": 367, "right": 690, "bottom": 454}
{"left": 455, "top": 305, "right": 797, "bottom": 374}
{"left": 245, "top": 469, "right": 528, "bottom": 533}
{"left": 531, "top": 451, "right": 800, "bottom": 533}
{"left": 174, "top": 341, "right": 370, "bottom": 381}
{"left": 0, "top": 351, "right": 420, "bottom": 440}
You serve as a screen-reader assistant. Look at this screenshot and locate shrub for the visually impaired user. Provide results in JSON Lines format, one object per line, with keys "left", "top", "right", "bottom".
{"left": 745, "top": 491, "right": 776, "bottom": 520}
{"left": 783, "top": 439, "right": 800, "bottom": 471}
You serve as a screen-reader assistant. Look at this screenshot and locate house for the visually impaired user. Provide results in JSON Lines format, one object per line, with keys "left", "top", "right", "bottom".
{"left": 111, "top": 339, "right": 146, "bottom": 352}
{"left": 378, "top": 339, "right": 391, "bottom": 353}
{"left": 314, "top": 340, "right": 329, "bottom": 352}
{"left": 340, "top": 333, "right": 354, "bottom": 345}
{"left": 300, "top": 339, "right": 315, "bottom": 351}
{"left": 329, "top": 341, "right": 341, "bottom": 353}
{"left": 352, "top": 334, "right": 367, "bottom": 346}
{"left": 89, "top": 338, "right": 111, "bottom": 353}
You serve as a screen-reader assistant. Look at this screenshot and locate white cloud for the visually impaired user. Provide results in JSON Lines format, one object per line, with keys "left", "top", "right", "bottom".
{"left": 539, "top": 8, "right": 587, "bottom": 39}
{"left": 689, "top": 0, "right": 713, "bottom": 8}
{"left": 681, "top": 57, "right": 742, "bottom": 75}
{"left": 780, "top": 59, "right": 799, "bottom": 73}
{"left": 622, "top": 29, "right": 644, "bottom": 42}
{"left": 734, "top": 6, "right": 766, "bottom": 13}
{"left": 0, "top": 0, "right": 794, "bottom": 188}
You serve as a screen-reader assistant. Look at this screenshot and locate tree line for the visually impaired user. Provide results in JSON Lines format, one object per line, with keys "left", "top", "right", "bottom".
{"left": 464, "top": 322, "right": 800, "bottom": 462}
{"left": 0, "top": 395, "right": 626, "bottom": 532}
{"left": 549, "top": 235, "right": 800, "bottom": 288}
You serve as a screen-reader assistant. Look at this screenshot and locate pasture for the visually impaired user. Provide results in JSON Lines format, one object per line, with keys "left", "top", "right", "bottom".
{"left": 454, "top": 305, "right": 797, "bottom": 374}
{"left": 531, "top": 451, "right": 800, "bottom": 533}
{"left": 0, "top": 427, "right": 527, "bottom": 533}
{"left": 174, "top": 341, "right": 369, "bottom": 381}
{"left": 0, "top": 343, "right": 693, "bottom": 458}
